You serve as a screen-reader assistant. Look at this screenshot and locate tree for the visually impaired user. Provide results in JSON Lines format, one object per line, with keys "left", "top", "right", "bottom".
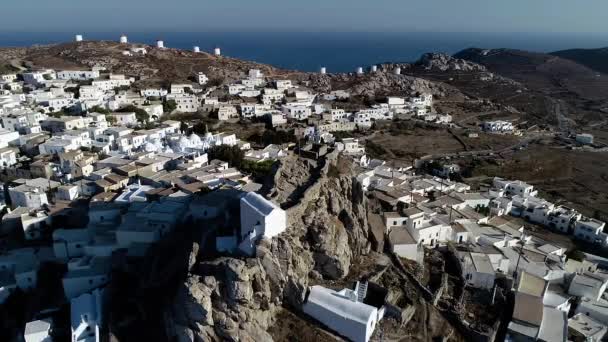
{"left": 113, "top": 85, "right": 130, "bottom": 93}
{"left": 65, "top": 86, "right": 80, "bottom": 98}
{"left": 117, "top": 105, "right": 149, "bottom": 124}
{"left": 208, "top": 145, "right": 245, "bottom": 168}
{"left": 163, "top": 100, "right": 177, "bottom": 113}
{"left": 208, "top": 77, "right": 224, "bottom": 87}
{"left": 106, "top": 114, "right": 117, "bottom": 125}
{"left": 90, "top": 105, "right": 110, "bottom": 114}
{"left": 192, "top": 122, "right": 209, "bottom": 135}
{"left": 179, "top": 121, "right": 188, "bottom": 134}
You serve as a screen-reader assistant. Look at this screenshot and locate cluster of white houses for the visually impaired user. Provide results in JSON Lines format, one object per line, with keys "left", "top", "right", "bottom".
{"left": 7, "top": 38, "right": 608, "bottom": 342}
{"left": 350, "top": 150, "right": 608, "bottom": 341}
{"left": 3, "top": 153, "right": 288, "bottom": 342}
{"left": 0, "top": 64, "right": 301, "bottom": 341}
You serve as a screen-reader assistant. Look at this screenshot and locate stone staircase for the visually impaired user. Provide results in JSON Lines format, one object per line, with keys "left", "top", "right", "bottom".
{"left": 356, "top": 281, "right": 368, "bottom": 302}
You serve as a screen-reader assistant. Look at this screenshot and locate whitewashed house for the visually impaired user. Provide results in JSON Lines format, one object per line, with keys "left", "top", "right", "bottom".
{"left": 239, "top": 193, "right": 286, "bottom": 255}
{"left": 9, "top": 185, "right": 49, "bottom": 209}
{"left": 389, "top": 228, "right": 423, "bottom": 263}
{"left": 282, "top": 104, "right": 311, "bottom": 121}
{"left": 483, "top": 120, "right": 514, "bottom": 133}
{"left": 53, "top": 229, "right": 92, "bottom": 260}
{"left": 71, "top": 288, "right": 104, "bottom": 342}
{"left": 111, "top": 112, "right": 137, "bottom": 126}
{"left": 24, "top": 318, "right": 53, "bottom": 342}
{"left": 56, "top": 70, "right": 100, "bottom": 81}
{"left": 197, "top": 72, "right": 208, "bottom": 85}
{"left": 574, "top": 217, "right": 607, "bottom": 245}
{"left": 568, "top": 272, "right": 608, "bottom": 302}
{"left": 62, "top": 256, "right": 111, "bottom": 299}
{"left": 303, "top": 283, "right": 384, "bottom": 342}
{"left": 568, "top": 313, "right": 607, "bottom": 341}
{"left": 217, "top": 105, "right": 238, "bottom": 121}
{"left": 140, "top": 88, "right": 168, "bottom": 98}
{"left": 458, "top": 251, "right": 496, "bottom": 289}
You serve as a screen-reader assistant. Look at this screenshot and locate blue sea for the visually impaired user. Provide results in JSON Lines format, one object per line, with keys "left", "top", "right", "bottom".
{"left": 1, "top": 31, "right": 607, "bottom": 72}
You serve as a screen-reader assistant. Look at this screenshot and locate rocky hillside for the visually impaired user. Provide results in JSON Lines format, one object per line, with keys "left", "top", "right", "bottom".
{"left": 0, "top": 41, "right": 295, "bottom": 87}
{"left": 454, "top": 48, "right": 608, "bottom": 101}
{"left": 551, "top": 46, "right": 608, "bottom": 74}
{"left": 162, "top": 152, "right": 468, "bottom": 341}
{"left": 417, "top": 53, "right": 487, "bottom": 72}
{"left": 0, "top": 41, "right": 466, "bottom": 101}
{"left": 165, "top": 151, "right": 371, "bottom": 340}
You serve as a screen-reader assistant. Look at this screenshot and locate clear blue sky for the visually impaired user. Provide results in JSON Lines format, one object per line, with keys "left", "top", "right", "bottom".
{"left": 3, "top": 0, "right": 607, "bottom": 33}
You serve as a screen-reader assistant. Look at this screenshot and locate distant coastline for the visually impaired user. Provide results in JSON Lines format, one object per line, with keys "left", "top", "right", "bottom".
{"left": 1, "top": 31, "right": 607, "bottom": 72}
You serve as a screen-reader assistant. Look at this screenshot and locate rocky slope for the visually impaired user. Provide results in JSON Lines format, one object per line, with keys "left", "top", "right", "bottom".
{"left": 551, "top": 46, "right": 608, "bottom": 74}
{"left": 166, "top": 151, "right": 374, "bottom": 341}
{"left": 0, "top": 41, "right": 464, "bottom": 101}
{"left": 0, "top": 41, "right": 292, "bottom": 86}
{"left": 454, "top": 47, "right": 608, "bottom": 101}
{"left": 161, "top": 151, "right": 475, "bottom": 342}
{"left": 417, "top": 53, "right": 487, "bottom": 72}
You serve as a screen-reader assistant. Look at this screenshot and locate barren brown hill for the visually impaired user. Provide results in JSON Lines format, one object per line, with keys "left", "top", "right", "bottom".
{"left": 454, "top": 48, "right": 608, "bottom": 101}
{"left": 0, "top": 40, "right": 466, "bottom": 102}
{"left": 0, "top": 40, "right": 301, "bottom": 87}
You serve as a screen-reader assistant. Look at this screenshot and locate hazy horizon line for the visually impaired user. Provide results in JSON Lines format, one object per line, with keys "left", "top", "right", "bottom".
{"left": 1, "top": 30, "right": 608, "bottom": 36}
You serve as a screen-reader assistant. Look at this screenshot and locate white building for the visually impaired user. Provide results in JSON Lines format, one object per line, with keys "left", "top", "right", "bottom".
{"left": 568, "top": 272, "right": 608, "bottom": 302}
{"left": 56, "top": 70, "right": 100, "bottom": 81}
{"left": 197, "top": 72, "right": 208, "bottom": 85}
{"left": 9, "top": 185, "right": 49, "bottom": 209}
{"left": 568, "top": 313, "right": 607, "bottom": 342}
{"left": 57, "top": 184, "right": 80, "bottom": 201}
{"left": 303, "top": 284, "right": 382, "bottom": 342}
{"left": 71, "top": 288, "right": 104, "bottom": 342}
{"left": 110, "top": 112, "right": 138, "bottom": 126}
{"left": 0, "top": 147, "right": 18, "bottom": 168}
{"left": 459, "top": 251, "right": 496, "bottom": 289}
{"left": 483, "top": 120, "right": 514, "bottom": 133}
{"left": 217, "top": 105, "right": 239, "bottom": 121}
{"left": 53, "top": 229, "right": 91, "bottom": 260}
{"left": 275, "top": 80, "right": 293, "bottom": 90}
{"left": 140, "top": 88, "right": 168, "bottom": 98}
{"left": 339, "top": 138, "right": 365, "bottom": 155}
{"left": 166, "top": 94, "right": 199, "bottom": 113}
{"left": 63, "top": 256, "right": 110, "bottom": 299}
{"left": 354, "top": 112, "right": 372, "bottom": 128}
{"left": 576, "top": 133, "right": 594, "bottom": 145}
{"left": 24, "top": 318, "right": 53, "bottom": 342}
{"left": 239, "top": 193, "right": 286, "bottom": 255}
{"left": 493, "top": 178, "right": 536, "bottom": 198}
{"left": 389, "top": 227, "right": 422, "bottom": 263}
{"left": 574, "top": 217, "right": 607, "bottom": 245}
{"left": 282, "top": 104, "right": 311, "bottom": 121}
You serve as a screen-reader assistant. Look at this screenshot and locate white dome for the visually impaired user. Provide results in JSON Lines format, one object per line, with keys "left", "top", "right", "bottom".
{"left": 144, "top": 142, "right": 157, "bottom": 152}
{"left": 189, "top": 133, "right": 202, "bottom": 147}
{"left": 176, "top": 136, "right": 190, "bottom": 151}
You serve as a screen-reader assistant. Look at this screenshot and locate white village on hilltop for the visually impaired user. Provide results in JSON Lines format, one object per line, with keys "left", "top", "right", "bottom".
{"left": 0, "top": 35, "right": 606, "bottom": 342}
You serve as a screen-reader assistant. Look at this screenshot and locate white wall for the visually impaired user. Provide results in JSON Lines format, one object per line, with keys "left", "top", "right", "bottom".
{"left": 303, "top": 298, "right": 376, "bottom": 342}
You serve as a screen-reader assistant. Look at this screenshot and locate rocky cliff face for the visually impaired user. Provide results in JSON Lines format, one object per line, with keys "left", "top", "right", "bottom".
{"left": 306, "top": 71, "right": 460, "bottom": 99}
{"left": 167, "top": 152, "right": 373, "bottom": 341}
{"left": 417, "top": 52, "right": 487, "bottom": 72}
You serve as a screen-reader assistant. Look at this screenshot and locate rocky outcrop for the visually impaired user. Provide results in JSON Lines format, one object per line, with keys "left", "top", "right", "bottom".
{"left": 307, "top": 71, "right": 460, "bottom": 99}
{"left": 166, "top": 151, "right": 373, "bottom": 341}
{"left": 417, "top": 52, "right": 487, "bottom": 72}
